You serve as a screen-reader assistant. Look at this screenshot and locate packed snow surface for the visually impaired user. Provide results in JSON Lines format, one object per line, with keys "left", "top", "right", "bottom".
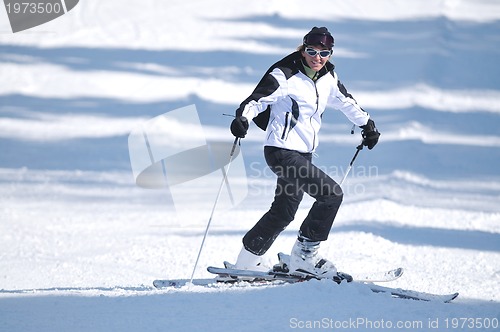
{"left": 1, "top": 0, "right": 499, "bottom": 331}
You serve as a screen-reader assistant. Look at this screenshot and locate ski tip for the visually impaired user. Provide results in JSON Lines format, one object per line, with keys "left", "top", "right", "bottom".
{"left": 207, "top": 266, "right": 220, "bottom": 273}
{"left": 394, "top": 267, "right": 404, "bottom": 278}
{"left": 153, "top": 279, "right": 188, "bottom": 289}
{"left": 446, "top": 292, "right": 460, "bottom": 303}
{"left": 223, "top": 261, "right": 235, "bottom": 269}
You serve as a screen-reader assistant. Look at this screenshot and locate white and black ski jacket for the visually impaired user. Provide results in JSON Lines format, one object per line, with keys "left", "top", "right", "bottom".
{"left": 237, "top": 51, "right": 370, "bottom": 153}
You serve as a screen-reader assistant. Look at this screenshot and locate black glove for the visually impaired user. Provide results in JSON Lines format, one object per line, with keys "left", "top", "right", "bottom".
{"left": 360, "top": 119, "right": 380, "bottom": 150}
{"left": 230, "top": 116, "right": 249, "bottom": 138}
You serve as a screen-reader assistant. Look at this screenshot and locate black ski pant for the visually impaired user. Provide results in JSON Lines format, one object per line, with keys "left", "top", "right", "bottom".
{"left": 243, "top": 146, "right": 343, "bottom": 256}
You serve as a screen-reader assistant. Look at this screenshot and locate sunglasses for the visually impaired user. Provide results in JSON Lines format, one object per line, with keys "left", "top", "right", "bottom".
{"left": 304, "top": 47, "right": 333, "bottom": 58}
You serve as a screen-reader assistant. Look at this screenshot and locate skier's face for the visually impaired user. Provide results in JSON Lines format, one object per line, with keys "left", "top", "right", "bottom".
{"left": 301, "top": 45, "right": 332, "bottom": 71}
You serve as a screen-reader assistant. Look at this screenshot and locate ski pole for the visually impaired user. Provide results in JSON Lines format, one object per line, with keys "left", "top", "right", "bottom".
{"left": 189, "top": 137, "right": 240, "bottom": 285}
{"left": 339, "top": 142, "right": 364, "bottom": 186}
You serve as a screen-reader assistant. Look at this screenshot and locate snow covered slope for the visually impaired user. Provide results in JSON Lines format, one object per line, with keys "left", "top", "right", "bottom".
{"left": 1, "top": 1, "right": 499, "bottom": 331}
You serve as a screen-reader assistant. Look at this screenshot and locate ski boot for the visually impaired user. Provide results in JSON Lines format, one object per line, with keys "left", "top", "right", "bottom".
{"left": 216, "top": 247, "right": 270, "bottom": 282}
{"left": 274, "top": 236, "right": 352, "bottom": 284}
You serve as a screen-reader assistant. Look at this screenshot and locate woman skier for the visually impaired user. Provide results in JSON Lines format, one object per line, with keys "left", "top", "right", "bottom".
{"left": 229, "top": 26, "right": 380, "bottom": 279}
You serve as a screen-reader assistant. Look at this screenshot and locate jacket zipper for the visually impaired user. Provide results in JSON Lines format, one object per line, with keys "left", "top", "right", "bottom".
{"left": 310, "top": 83, "right": 319, "bottom": 151}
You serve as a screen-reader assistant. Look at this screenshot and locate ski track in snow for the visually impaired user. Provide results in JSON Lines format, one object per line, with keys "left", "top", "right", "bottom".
{"left": 1, "top": 0, "right": 500, "bottom": 331}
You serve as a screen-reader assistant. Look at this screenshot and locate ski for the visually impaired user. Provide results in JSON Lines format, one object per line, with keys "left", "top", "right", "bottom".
{"left": 153, "top": 267, "right": 300, "bottom": 289}
{"left": 368, "top": 283, "right": 459, "bottom": 303}
{"left": 152, "top": 276, "right": 293, "bottom": 289}
{"left": 206, "top": 266, "right": 459, "bottom": 303}
{"left": 208, "top": 266, "right": 403, "bottom": 284}
{"left": 209, "top": 266, "right": 310, "bottom": 282}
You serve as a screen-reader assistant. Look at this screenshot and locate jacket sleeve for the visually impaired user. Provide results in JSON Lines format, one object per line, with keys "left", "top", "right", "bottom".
{"left": 328, "top": 72, "right": 370, "bottom": 126}
{"left": 237, "top": 68, "right": 287, "bottom": 120}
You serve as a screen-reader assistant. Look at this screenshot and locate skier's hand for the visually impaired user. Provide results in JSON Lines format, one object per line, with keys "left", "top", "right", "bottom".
{"left": 230, "top": 116, "right": 249, "bottom": 138}
{"left": 360, "top": 119, "right": 380, "bottom": 150}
